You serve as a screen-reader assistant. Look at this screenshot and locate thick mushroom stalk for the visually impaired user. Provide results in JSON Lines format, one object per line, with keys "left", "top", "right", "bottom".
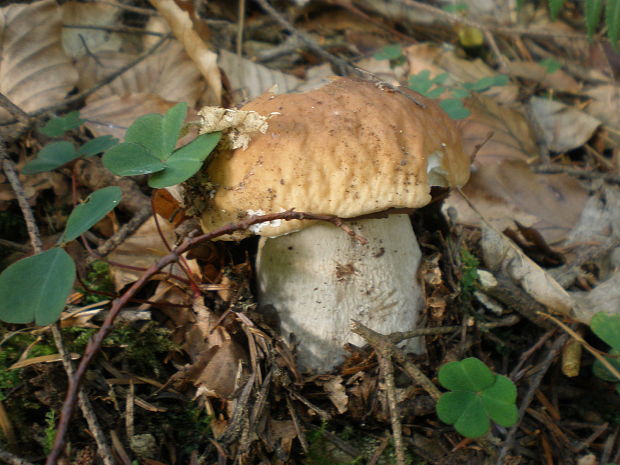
{"left": 257, "top": 215, "right": 423, "bottom": 372}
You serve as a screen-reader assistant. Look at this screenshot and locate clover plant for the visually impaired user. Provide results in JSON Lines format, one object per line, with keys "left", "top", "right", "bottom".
{"left": 436, "top": 357, "right": 518, "bottom": 437}
{"left": 0, "top": 103, "right": 221, "bottom": 327}
{"left": 591, "top": 312, "right": 620, "bottom": 394}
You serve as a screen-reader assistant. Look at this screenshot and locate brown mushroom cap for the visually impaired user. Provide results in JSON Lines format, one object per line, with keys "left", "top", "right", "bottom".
{"left": 199, "top": 77, "right": 470, "bottom": 237}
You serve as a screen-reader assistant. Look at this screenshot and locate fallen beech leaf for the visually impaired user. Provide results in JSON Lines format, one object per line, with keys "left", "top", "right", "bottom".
{"left": 460, "top": 94, "right": 538, "bottom": 163}
{"left": 584, "top": 84, "right": 620, "bottom": 146}
{"left": 219, "top": 49, "right": 301, "bottom": 101}
{"left": 506, "top": 61, "right": 580, "bottom": 94}
{"left": 61, "top": 1, "right": 121, "bottom": 58}
{"left": 80, "top": 93, "right": 176, "bottom": 139}
{"left": 149, "top": 0, "right": 221, "bottom": 104}
{"left": 528, "top": 97, "right": 600, "bottom": 153}
{"left": 449, "top": 160, "right": 588, "bottom": 244}
{"left": 0, "top": 0, "right": 78, "bottom": 122}
{"left": 481, "top": 224, "right": 574, "bottom": 316}
{"left": 77, "top": 40, "right": 204, "bottom": 107}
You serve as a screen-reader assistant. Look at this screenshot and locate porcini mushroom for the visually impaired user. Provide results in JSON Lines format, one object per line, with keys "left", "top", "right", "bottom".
{"left": 197, "top": 77, "right": 470, "bottom": 372}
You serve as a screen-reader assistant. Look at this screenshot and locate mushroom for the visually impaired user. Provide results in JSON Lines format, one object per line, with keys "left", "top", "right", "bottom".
{"left": 197, "top": 77, "right": 470, "bottom": 372}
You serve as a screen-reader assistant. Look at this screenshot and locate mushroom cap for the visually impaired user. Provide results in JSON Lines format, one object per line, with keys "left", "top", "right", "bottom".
{"left": 199, "top": 77, "right": 470, "bottom": 237}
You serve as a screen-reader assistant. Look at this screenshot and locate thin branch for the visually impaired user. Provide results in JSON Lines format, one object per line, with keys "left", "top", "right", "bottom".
{"left": 496, "top": 333, "right": 569, "bottom": 465}
{"left": 64, "top": 24, "right": 165, "bottom": 36}
{"left": 378, "top": 352, "right": 405, "bottom": 465}
{"left": 0, "top": 93, "right": 30, "bottom": 125}
{"left": 98, "top": 0, "right": 157, "bottom": 15}
{"left": 254, "top": 0, "right": 425, "bottom": 108}
{"left": 0, "top": 136, "right": 43, "bottom": 254}
{"left": 88, "top": 205, "right": 152, "bottom": 262}
{"left": 46, "top": 210, "right": 365, "bottom": 464}
{"left": 533, "top": 164, "right": 620, "bottom": 185}
{"left": 50, "top": 325, "right": 116, "bottom": 465}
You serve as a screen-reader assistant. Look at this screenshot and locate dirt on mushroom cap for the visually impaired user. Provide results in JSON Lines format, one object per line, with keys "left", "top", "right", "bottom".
{"left": 198, "top": 77, "right": 470, "bottom": 238}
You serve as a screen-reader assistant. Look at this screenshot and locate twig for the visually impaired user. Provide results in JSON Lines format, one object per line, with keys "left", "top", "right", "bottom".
{"left": 254, "top": 0, "right": 426, "bottom": 108}
{"left": 538, "top": 312, "right": 620, "bottom": 380}
{"left": 46, "top": 210, "right": 365, "bottom": 464}
{"left": 0, "top": 93, "right": 30, "bottom": 125}
{"left": 533, "top": 164, "right": 620, "bottom": 185}
{"left": 496, "top": 333, "right": 569, "bottom": 465}
{"left": 0, "top": 448, "right": 36, "bottom": 465}
{"left": 0, "top": 136, "right": 43, "bottom": 254}
{"left": 98, "top": 0, "right": 157, "bottom": 15}
{"left": 88, "top": 205, "right": 152, "bottom": 261}
{"left": 351, "top": 320, "right": 496, "bottom": 457}
{"left": 63, "top": 24, "right": 164, "bottom": 36}
{"left": 50, "top": 325, "right": 116, "bottom": 465}
{"left": 237, "top": 0, "right": 245, "bottom": 56}
{"left": 0, "top": 238, "right": 31, "bottom": 254}
{"left": 378, "top": 351, "right": 405, "bottom": 465}
{"left": 386, "top": 314, "right": 520, "bottom": 344}
{"left": 254, "top": 0, "right": 357, "bottom": 75}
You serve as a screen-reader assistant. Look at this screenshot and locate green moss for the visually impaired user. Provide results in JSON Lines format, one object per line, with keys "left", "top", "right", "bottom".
{"left": 459, "top": 248, "right": 480, "bottom": 300}
{"left": 79, "top": 260, "right": 115, "bottom": 304}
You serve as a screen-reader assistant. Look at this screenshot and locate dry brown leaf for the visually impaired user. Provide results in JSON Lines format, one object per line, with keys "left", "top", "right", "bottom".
{"left": 506, "top": 61, "right": 580, "bottom": 94}
{"left": 449, "top": 160, "right": 587, "bottom": 244}
{"left": 584, "top": 84, "right": 620, "bottom": 146}
{"left": 219, "top": 49, "right": 301, "bottom": 102}
{"left": 528, "top": 97, "right": 600, "bottom": 153}
{"left": 403, "top": 43, "right": 518, "bottom": 104}
{"left": 61, "top": 1, "right": 122, "bottom": 59}
{"left": 194, "top": 338, "right": 249, "bottom": 399}
{"left": 80, "top": 93, "right": 176, "bottom": 139}
{"left": 149, "top": 0, "right": 221, "bottom": 104}
{"left": 323, "top": 376, "right": 349, "bottom": 414}
{"left": 107, "top": 214, "right": 199, "bottom": 291}
{"left": 460, "top": 94, "right": 538, "bottom": 163}
{"left": 0, "top": 0, "right": 78, "bottom": 122}
{"left": 77, "top": 40, "right": 204, "bottom": 106}
{"left": 481, "top": 224, "right": 575, "bottom": 316}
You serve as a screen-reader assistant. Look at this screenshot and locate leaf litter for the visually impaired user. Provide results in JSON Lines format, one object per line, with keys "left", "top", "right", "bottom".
{"left": 1, "top": 0, "right": 620, "bottom": 464}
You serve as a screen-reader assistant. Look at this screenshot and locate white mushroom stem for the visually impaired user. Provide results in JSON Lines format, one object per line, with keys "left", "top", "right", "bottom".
{"left": 256, "top": 214, "right": 424, "bottom": 372}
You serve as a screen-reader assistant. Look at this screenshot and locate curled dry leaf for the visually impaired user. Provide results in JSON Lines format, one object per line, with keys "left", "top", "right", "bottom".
{"left": 481, "top": 224, "right": 575, "bottom": 316}
{"left": 323, "top": 376, "right": 349, "bottom": 414}
{"left": 0, "top": 0, "right": 78, "bottom": 122}
{"left": 148, "top": 0, "right": 221, "bottom": 104}
{"left": 528, "top": 97, "right": 600, "bottom": 153}
{"left": 61, "top": 1, "right": 121, "bottom": 59}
